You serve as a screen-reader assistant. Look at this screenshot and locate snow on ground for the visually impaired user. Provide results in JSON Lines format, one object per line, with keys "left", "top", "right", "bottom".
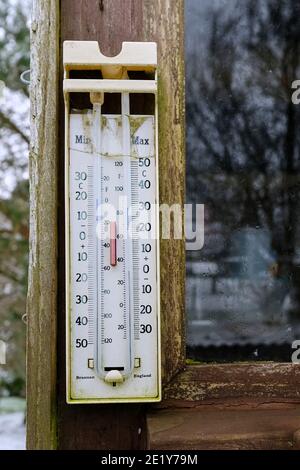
{"left": 0, "top": 412, "right": 25, "bottom": 449}
{"left": 0, "top": 398, "right": 26, "bottom": 450}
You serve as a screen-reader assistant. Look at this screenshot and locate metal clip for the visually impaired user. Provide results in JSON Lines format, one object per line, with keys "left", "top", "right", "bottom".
{"left": 20, "top": 69, "right": 30, "bottom": 86}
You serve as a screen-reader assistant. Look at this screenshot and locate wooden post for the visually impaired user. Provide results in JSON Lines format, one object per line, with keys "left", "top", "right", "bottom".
{"left": 26, "top": 0, "right": 59, "bottom": 450}
{"left": 143, "top": 0, "right": 186, "bottom": 382}
{"left": 27, "top": 0, "right": 185, "bottom": 449}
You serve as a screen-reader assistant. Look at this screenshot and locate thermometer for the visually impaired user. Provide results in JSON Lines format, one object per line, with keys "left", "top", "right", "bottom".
{"left": 64, "top": 41, "right": 161, "bottom": 403}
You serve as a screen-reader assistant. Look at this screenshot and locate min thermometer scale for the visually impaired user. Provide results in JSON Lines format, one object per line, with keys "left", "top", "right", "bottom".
{"left": 64, "top": 41, "right": 161, "bottom": 403}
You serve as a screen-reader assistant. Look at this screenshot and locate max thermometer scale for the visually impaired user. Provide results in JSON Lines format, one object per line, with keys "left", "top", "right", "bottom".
{"left": 64, "top": 41, "right": 161, "bottom": 403}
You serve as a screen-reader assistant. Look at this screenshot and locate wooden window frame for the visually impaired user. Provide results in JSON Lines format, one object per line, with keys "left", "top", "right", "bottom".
{"left": 26, "top": 0, "right": 300, "bottom": 450}
{"left": 163, "top": 364, "right": 300, "bottom": 407}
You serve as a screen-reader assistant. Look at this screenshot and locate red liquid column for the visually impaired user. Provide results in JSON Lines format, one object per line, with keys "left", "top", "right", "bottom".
{"left": 110, "top": 221, "right": 117, "bottom": 266}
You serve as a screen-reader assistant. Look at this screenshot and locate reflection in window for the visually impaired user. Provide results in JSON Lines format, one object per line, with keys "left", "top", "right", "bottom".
{"left": 186, "top": 0, "right": 300, "bottom": 361}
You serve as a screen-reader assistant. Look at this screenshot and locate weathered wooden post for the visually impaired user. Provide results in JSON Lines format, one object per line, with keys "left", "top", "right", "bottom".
{"left": 27, "top": 0, "right": 185, "bottom": 449}
{"left": 26, "top": 0, "right": 59, "bottom": 449}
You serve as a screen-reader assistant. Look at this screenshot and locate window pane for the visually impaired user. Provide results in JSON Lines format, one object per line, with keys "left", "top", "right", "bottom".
{"left": 186, "top": 0, "right": 300, "bottom": 361}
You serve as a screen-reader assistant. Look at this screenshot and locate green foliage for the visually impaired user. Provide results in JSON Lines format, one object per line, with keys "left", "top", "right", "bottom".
{"left": 0, "top": 0, "right": 29, "bottom": 397}
{"left": 0, "top": 0, "right": 30, "bottom": 95}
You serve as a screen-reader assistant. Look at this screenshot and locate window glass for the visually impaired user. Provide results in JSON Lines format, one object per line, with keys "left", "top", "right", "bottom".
{"left": 186, "top": 0, "right": 300, "bottom": 361}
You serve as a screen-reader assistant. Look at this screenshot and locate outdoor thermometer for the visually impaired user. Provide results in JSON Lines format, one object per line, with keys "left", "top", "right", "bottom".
{"left": 64, "top": 41, "right": 161, "bottom": 403}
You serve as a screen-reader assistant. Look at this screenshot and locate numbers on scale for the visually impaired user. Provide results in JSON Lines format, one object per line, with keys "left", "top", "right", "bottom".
{"left": 140, "top": 304, "right": 152, "bottom": 314}
{"left": 137, "top": 222, "right": 151, "bottom": 232}
{"left": 75, "top": 171, "right": 87, "bottom": 181}
{"left": 74, "top": 170, "right": 89, "bottom": 315}
{"left": 76, "top": 272, "right": 88, "bottom": 282}
{"left": 139, "top": 179, "right": 151, "bottom": 189}
{"left": 103, "top": 338, "right": 112, "bottom": 344}
{"left": 76, "top": 338, "right": 88, "bottom": 348}
{"left": 76, "top": 295, "right": 88, "bottom": 304}
{"left": 138, "top": 155, "right": 154, "bottom": 337}
{"left": 139, "top": 201, "right": 151, "bottom": 211}
{"left": 142, "top": 284, "right": 152, "bottom": 294}
{"left": 78, "top": 252, "right": 88, "bottom": 262}
{"left": 79, "top": 231, "right": 86, "bottom": 240}
{"left": 76, "top": 316, "right": 88, "bottom": 326}
{"left": 142, "top": 243, "right": 152, "bottom": 253}
{"left": 70, "top": 122, "right": 157, "bottom": 383}
{"left": 76, "top": 191, "right": 88, "bottom": 200}
{"left": 140, "top": 324, "right": 152, "bottom": 334}
{"left": 139, "top": 157, "right": 151, "bottom": 167}
{"left": 77, "top": 211, "right": 87, "bottom": 221}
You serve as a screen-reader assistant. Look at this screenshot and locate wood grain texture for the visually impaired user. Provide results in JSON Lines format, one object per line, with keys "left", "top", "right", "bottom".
{"left": 143, "top": 0, "right": 186, "bottom": 384}
{"left": 27, "top": 0, "right": 185, "bottom": 449}
{"left": 147, "top": 406, "right": 300, "bottom": 450}
{"left": 26, "top": 0, "right": 59, "bottom": 450}
{"left": 162, "top": 364, "right": 300, "bottom": 403}
{"left": 56, "top": 0, "right": 185, "bottom": 450}
{"left": 61, "top": 0, "right": 144, "bottom": 57}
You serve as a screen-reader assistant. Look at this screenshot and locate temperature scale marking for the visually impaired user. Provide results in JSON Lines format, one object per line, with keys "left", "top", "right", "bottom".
{"left": 64, "top": 40, "right": 160, "bottom": 404}
{"left": 67, "top": 108, "right": 160, "bottom": 401}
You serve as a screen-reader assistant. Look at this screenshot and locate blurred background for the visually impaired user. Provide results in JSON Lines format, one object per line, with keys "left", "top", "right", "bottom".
{"left": 186, "top": 0, "right": 300, "bottom": 361}
{"left": 2, "top": 0, "right": 300, "bottom": 449}
{"left": 0, "top": 0, "right": 30, "bottom": 449}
